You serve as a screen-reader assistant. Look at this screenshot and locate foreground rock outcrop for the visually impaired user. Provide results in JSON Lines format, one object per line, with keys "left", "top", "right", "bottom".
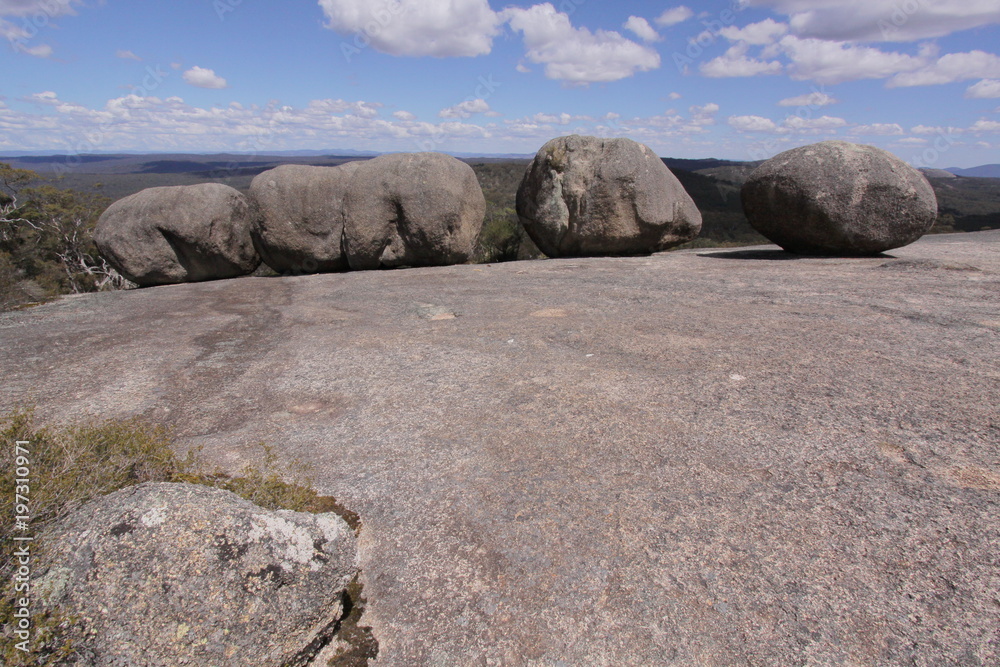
{"left": 94, "top": 183, "right": 260, "bottom": 286}
{"left": 4, "top": 230, "right": 999, "bottom": 665}
{"left": 516, "top": 135, "right": 701, "bottom": 257}
{"left": 35, "top": 482, "right": 358, "bottom": 667}
{"left": 343, "top": 152, "right": 486, "bottom": 270}
{"left": 249, "top": 162, "right": 360, "bottom": 274}
{"left": 742, "top": 140, "right": 938, "bottom": 255}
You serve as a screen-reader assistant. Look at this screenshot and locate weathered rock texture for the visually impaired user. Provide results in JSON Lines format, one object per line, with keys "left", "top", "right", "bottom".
{"left": 343, "top": 152, "right": 486, "bottom": 270}
{"left": 516, "top": 135, "right": 702, "bottom": 257}
{"left": 742, "top": 140, "right": 938, "bottom": 255}
{"left": 35, "top": 482, "right": 357, "bottom": 667}
{"left": 94, "top": 183, "right": 260, "bottom": 286}
{"left": 249, "top": 162, "right": 360, "bottom": 274}
{"left": 3, "top": 230, "right": 999, "bottom": 665}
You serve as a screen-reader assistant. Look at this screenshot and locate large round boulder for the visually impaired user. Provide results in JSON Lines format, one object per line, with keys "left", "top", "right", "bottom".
{"left": 342, "top": 152, "right": 486, "bottom": 270}
{"left": 515, "top": 135, "right": 702, "bottom": 257}
{"left": 34, "top": 482, "right": 358, "bottom": 667}
{"left": 741, "top": 140, "right": 938, "bottom": 255}
{"left": 94, "top": 183, "right": 260, "bottom": 286}
{"left": 249, "top": 162, "right": 360, "bottom": 274}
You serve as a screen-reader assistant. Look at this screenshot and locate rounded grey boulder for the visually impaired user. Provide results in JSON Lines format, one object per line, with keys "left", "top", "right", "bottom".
{"left": 94, "top": 183, "right": 260, "bottom": 286}
{"left": 249, "top": 162, "right": 360, "bottom": 274}
{"left": 741, "top": 140, "right": 938, "bottom": 255}
{"left": 516, "top": 135, "right": 702, "bottom": 257}
{"left": 342, "top": 152, "right": 486, "bottom": 270}
{"left": 35, "top": 482, "right": 358, "bottom": 667}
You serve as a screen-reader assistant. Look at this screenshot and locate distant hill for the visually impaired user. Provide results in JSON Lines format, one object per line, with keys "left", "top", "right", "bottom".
{"left": 946, "top": 164, "right": 1000, "bottom": 178}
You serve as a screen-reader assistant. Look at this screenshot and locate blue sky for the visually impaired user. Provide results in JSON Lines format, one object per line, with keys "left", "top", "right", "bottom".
{"left": 1, "top": 0, "right": 999, "bottom": 167}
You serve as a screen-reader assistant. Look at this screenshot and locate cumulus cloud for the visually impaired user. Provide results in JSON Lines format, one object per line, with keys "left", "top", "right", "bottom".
{"left": 689, "top": 103, "right": 720, "bottom": 126}
{"left": 319, "top": 0, "right": 501, "bottom": 58}
{"left": 393, "top": 110, "right": 417, "bottom": 121}
{"left": 116, "top": 49, "right": 141, "bottom": 61}
{"left": 888, "top": 50, "right": 1000, "bottom": 87}
{"left": 504, "top": 3, "right": 660, "bottom": 84}
{"left": 183, "top": 66, "right": 228, "bottom": 89}
{"left": 439, "top": 98, "right": 491, "bottom": 119}
{"left": 966, "top": 79, "right": 1000, "bottom": 98}
{"left": 970, "top": 119, "right": 1000, "bottom": 133}
{"left": 728, "top": 115, "right": 779, "bottom": 133}
{"left": 778, "top": 91, "right": 838, "bottom": 107}
{"left": 531, "top": 112, "right": 575, "bottom": 125}
{"left": 728, "top": 113, "right": 846, "bottom": 134}
{"left": 700, "top": 43, "right": 783, "bottom": 77}
{"left": 719, "top": 19, "right": 788, "bottom": 45}
{"left": 779, "top": 36, "right": 924, "bottom": 84}
{"left": 24, "top": 91, "right": 59, "bottom": 105}
{"left": 0, "top": 0, "right": 82, "bottom": 57}
{"left": 850, "top": 123, "right": 905, "bottom": 135}
{"left": 624, "top": 16, "right": 659, "bottom": 42}
{"left": 740, "top": 0, "right": 1000, "bottom": 42}
{"left": 655, "top": 6, "right": 693, "bottom": 27}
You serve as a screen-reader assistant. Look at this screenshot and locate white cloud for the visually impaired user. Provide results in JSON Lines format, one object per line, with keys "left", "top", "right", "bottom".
{"left": 740, "top": 0, "right": 1000, "bottom": 42}
{"left": 850, "top": 123, "right": 905, "bottom": 136}
{"left": 0, "top": 0, "right": 81, "bottom": 57}
{"left": 116, "top": 49, "right": 141, "bottom": 61}
{"left": 319, "top": 0, "right": 501, "bottom": 58}
{"left": 393, "top": 110, "right": 417, "bottom": 121}
{"left": 689, "top": 103, "right": 719, "bottom": 125}
{"left": 779, "top": 36, "right": 924, "bottom": 84}
{"left": 966, "top": 79, "right": 1000, "bottom": 98}
{"left": 778, "top": 91, "right": 838, "bottom": 107}
{"left": 655, "top": 6, "right": 693, "bottom": 27}
{"left": 970, "top": 119, "right": 1000, "bottom": 133}
{"left": 183, "top": 66, "right": 228, "bottom": 89}
{"left": 624, "top": 16, "right": 659, "bottom": 42}
{"left": 19, "top": 43, "right": 52, "bottom": 58}
{"left": 531, "top": 112, "right": 574, "bottom": 125}
{"left": 504, "top": 3, "right": 660, "bottom": 84}
{"left": 439, "top": 98, "right": 491, "bottom": 119}
{"left": 783, "top": 115, "right": 847, "bottom": 131}
{"left": 668, "top": 92, "right": 682, "bottom": 100}
{"left": 896, "top": 137, "right": 927, "bottom": 145}
{"left": 719, "top": 19, "right": 788, "bottom": 45}
{"left": 728, "top": 115, "right": 779, "bottom": 132}
{"left": 888, "top": 51, "right": 1000, "bottom": 87}
{"left": 24, "top": 91, "right": 60, "bottom": 106}
{"left": 701, "top": 44, "right": 783, "bottom": 78}
{"left": 728, "top": 113, "right": 846, "bottom": 134}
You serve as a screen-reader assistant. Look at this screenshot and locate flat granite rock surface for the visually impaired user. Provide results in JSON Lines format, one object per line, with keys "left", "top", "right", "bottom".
{"left": 3, "top": 231, "right": 999, "bottom": 666}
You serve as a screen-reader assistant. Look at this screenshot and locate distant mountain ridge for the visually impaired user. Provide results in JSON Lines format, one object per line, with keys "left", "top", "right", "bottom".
{"left": 946, "top": 164, "right": 1000, "bottom": 178}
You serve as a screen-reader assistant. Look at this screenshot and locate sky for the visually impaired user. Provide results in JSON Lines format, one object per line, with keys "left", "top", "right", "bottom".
{"left": 1, "top": 0, "right": 999, "bottom": 167}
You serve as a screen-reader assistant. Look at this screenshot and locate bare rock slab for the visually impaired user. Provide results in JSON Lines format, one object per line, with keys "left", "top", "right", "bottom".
{"left": 516, "top": 135, "right": 702, "bottom": 257}
{"left": 35, "top": 482, "right": 358, "bottom": 667}
{"left": 3, "top": 230, "right": 999, "bottom": 665}
{"left": 343, "top": 152, "right": 485, "bottom": 270}
{"left": 249, "top": 162, "right": 360, "bottom": 274}
{"left": 742, "top": 140, "right": 938, "bottom": 255}
{"left": 94, "top": 183, "right": 260, "bottom": 286}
